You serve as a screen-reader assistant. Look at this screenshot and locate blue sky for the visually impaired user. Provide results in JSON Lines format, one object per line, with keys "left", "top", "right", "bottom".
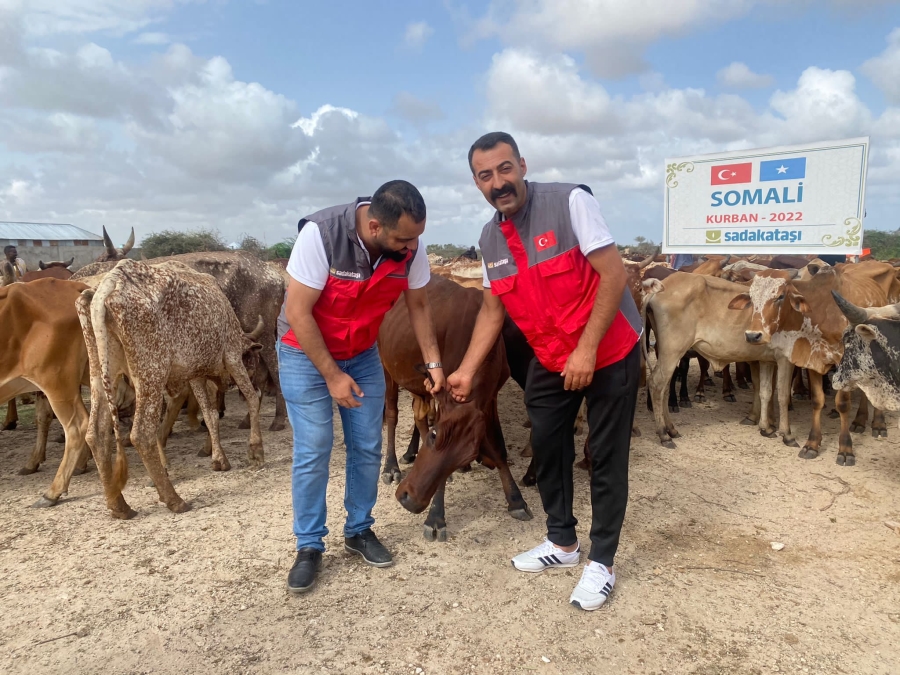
{"left": 2, "top": 0, "right": 900, "bottom": 250}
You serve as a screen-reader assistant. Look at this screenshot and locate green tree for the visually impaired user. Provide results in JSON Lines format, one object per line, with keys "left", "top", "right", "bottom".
{"left": 141, "top": 228, "right": 228, "bottom": 259}
{"left": 863, "top": 229, "right": 900, "bottom": 260}
{"left": 267, "top": 238, "right": 296, "bottom": 260}
{"left": 426, "top": 243, "right": 478, "bottom": 258}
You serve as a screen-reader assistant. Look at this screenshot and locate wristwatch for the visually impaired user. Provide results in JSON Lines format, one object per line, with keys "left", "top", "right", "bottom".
{"left": 425, "top": 362, "right": 443, "bottom": 370}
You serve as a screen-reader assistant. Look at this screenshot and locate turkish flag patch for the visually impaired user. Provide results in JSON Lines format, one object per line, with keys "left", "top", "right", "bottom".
{"left": 534, "top": 231, "right": 557, "bottom": 252}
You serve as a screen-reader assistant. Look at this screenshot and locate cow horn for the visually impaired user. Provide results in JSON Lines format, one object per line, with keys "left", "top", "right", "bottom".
{"left": 39, "top": 260, "right": 47, "bottom": 270}
{"left": 720, "top": 254, "right": 731, "bottom": 268}
{"left": 246, "top": 315, "right": 266, "bottom": 341}
{"left": 831, "top": 290, "right": 868, "bottom": 325}
{"left": 102, "top": 226, "right": 116, "bottom": 255}
{"left": 638, "top": 248, "right": 658, "bottom": 269}
{"left": 786, "top": 268, "right": 800, "bottom": 280}
{"left": 122, "top": 227, "right": 135, "bottom": 255}
{"left": 64, "top": 256, "right": 74, "bottom": 268}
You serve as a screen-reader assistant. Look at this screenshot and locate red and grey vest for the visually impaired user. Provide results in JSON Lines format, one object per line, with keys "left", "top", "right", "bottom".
{"left": 479, "top": 182, "right": 642, "bottom": 373}
{"left": 277, "top": 198, "right": 416, "bottom": 360}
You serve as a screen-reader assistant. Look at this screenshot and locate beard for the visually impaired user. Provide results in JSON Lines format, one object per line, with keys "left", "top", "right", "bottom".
{"left": 377, "top": 242, "right": 409, "bottom": 262}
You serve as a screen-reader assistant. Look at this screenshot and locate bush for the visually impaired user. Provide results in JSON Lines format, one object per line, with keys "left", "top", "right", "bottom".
{"left": 863, "top": 229, "right": 900, "bottom": 260}
{"left": 426, "top": 243, "right": 478, "bottom": 258}
{"left": 141, "top": 228, "right": 228, "bottom": 259}
{"left": 267, "top": 238, "right": 296, "bottom": 260}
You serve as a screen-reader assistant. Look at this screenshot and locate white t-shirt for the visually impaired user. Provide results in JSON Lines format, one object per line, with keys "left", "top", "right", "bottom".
{"left": 482, "top": 187, "right": 614, "bottom": 288}
{"left": 286, "top": 203, "right": 430, "bottom": 291}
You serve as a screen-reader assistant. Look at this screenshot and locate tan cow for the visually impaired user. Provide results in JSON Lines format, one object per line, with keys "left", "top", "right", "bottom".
{"left": 0, "top": 279, "right": 93, "bottom": 505}
{"left": 76, "top": 260, "right": 264, "bottom": 519}
{"left": 728, "top": 262, "right": 900, "bottom": 465}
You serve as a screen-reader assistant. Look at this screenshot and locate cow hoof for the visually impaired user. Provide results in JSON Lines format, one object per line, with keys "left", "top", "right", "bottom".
{"left": 873, "top": 428, "right": 888, "bottom": 439}
{"left": 212, "top": 459, "right": 231, "bottom": 472}
{"left": 423, "top": 524, "right": 448, "bottom": 542}
{"left": 836, "top": 454, "right": 855, "bottom": 466}
{"left": 737, "top": 383, "right": 750, "bottom": 390}
{"left": 381, "top": 469, "right": 402, "bottom": 485}
{"left": 170, "top": 500, "right": 191, "bottom": 514}
{"left": 723, "top": 394, "right": 736, "bottom": 403}
{"left": 2, "top": 422, "right": 17, "bottom": 431}
{"left": 269, "top": 420, "right": 286, "bottom": 432}
{"left": 704, "top": 378, "right": 715, "bottom": 387}
{"left": 400, "top": 451, "right": 417, "bottom": 465}
{"left": 740, "top": 417, "right": 757, "bottom": 426}
{"left": 668, "top": 406, "right": 680, "bottom": 414}
{"left": 782, "top": 437, "right": 800, "bottom": 448}
{"left": 760, "top": 428, "right": 777, "bottom": 439}
{"left": 827, "top": 410, "right": 840, "bottom": 419}
{"left": 30, "top": 496, "right": 58, "bottom": 508}
{"left": 850, "top": 424, "right": 865, "bottom": 434}
{"left": 631, "top": 426, "right": 641, "bottom": 437}
{"left": 111, "top": 507, "right": 138, "bottom": 520}
{"left": 798, "top": 447, "right": 820, "bottom": 460}
{"left": 660, "top": 437, "right": 678, "bottom": 449}
{"left": 520, "top": 474, "right": 536, "bottom": 488}
{"left": 693, "top": 394, "right": 707, "bottom": 403}
{"left": 508, "top": 505, "right": 533, "bottom": 521}
{"left": 679, "top": 399, "right": 693, "bottom": 409}
{"left": 17, "top": 466, "right": 39, "bottom": 475}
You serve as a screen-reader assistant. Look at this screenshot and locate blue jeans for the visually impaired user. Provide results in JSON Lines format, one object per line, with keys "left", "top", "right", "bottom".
{"left": 277, "top": 341, "right": 386, "bottom": 552}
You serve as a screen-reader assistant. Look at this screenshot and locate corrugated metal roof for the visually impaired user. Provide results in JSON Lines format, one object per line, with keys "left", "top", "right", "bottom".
{"left": 0, "top": 221, "right": 103, "bottom": 241}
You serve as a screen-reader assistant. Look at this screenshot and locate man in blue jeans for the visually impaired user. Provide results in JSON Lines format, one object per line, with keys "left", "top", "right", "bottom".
{"left": 277, "top": 180, "right": 444, "bottom": 594}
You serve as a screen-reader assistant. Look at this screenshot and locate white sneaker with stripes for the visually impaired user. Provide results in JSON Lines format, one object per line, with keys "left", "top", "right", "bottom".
{"left": 511, "top": 539, "right": 580, "bottom": 572}
{"left": 569, "top": 561, "right": 616, "bottom": 611}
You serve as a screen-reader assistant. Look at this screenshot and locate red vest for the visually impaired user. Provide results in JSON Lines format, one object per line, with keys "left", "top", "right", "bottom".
{"left": 278, "top": 200, "right": 415, "bottom": 360}
{"left": 480, "top": 182, "right": 641, "bottom": 373}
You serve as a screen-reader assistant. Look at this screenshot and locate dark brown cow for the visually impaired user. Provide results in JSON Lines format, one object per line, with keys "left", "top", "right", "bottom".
{"left": 380, "top": 275, "right": 532, "bottom": 541}
{"left": 21, "top": 266, "right": 73, "bottom": 283}
{"left": 729, "top": 262, "right": 900, "bottom": 464}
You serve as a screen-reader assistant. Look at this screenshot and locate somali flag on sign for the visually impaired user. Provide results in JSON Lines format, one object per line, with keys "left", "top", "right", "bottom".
{"left": 759, "top": 157, "right": 806, "bottom": 181}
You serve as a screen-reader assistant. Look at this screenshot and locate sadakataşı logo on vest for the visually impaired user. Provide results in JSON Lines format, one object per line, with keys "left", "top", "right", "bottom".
{"left": 709, "top": 229, "right": 804, "bottom": 244}
{"left": 331, "top": 268, "right": 362, "bottom": 279}
{"left": 487, "top": 258, "right": 509, "bottom": 269}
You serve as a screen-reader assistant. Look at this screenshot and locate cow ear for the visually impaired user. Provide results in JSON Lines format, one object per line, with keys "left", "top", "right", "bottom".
{"left": 790, "top": 294, "right": 810, "bottom": 313}
{"left": 855, "top": 324, "right": 877, "bottom": 343}
{"left": 728, "top": 294, "right": 752, "bottom": 310}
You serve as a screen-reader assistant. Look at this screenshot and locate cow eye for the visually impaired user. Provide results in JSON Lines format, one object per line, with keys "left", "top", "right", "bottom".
{"left": 429, "top": 429, "right": 437, "bottom": 441}
{"left": 775, "top": 294, "right": 785, "bottom": 302}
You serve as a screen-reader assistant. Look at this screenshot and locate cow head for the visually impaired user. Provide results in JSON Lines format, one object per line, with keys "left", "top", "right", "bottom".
{"left": 240, "top": 315, "right": 266, "bottom": 379}
{"left": 96, "top": 226, "right": 135, "bottom": 263}
{"left": 395, "top": 389, "right": 487, "bottom": 514}
{"left": 832, "top": 291, "right": 900, "bottom": 412}
{"left": 39, "top": 257, "right": 75, "bottom": 270}
{"left": 728, "top": 274, "right": 810, "bottom": 344}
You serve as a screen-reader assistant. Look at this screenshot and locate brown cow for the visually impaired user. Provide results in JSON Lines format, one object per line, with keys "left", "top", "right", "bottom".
{"left": 380, "top": 275, "right": 532, "bottom": 541}
{"left": 0, "top": 279, "right": 93, "bottom": 505}
{"left": 728, "top": 262, "right": 900, "bottom": 464}
{"left": 76, "top": 260, "right": 264, "bottom": 519}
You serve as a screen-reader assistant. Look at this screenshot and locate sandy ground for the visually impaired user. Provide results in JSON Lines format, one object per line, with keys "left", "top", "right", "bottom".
{"left": 1, "top": 366, "right": 899, "bottom": 675}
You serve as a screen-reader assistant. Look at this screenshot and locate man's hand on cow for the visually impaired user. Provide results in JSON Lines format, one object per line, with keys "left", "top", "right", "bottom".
{"left": 327, "top": 372, "right": 364, "bottom": 408}
{"left": 447, "top": 370, "right": 473, "bottom": 402}
{"left": 561, "top": 345, "right": 596, "bottom": 391}
{"left": 425, "top": 367, "right": 446, "bottom": 395}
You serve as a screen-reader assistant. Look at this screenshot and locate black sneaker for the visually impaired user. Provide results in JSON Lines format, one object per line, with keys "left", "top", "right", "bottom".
{"left": 287, "top": 548, "right": 322, "bottom": 594}
{"left": 344, "top": 529, "right": 393, "bottom": 567}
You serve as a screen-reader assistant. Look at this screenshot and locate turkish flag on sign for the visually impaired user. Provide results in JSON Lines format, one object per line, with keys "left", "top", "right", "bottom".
{"left": 534, "top": 231, "right": 557, "bottom": 252}
{"left": 710, "top": 162, "right": 752, "bottom": 185}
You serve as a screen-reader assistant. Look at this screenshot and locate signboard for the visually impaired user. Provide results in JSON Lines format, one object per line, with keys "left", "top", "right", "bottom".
{"left": 663, "top": 137, "right": 869, "bottom": 255}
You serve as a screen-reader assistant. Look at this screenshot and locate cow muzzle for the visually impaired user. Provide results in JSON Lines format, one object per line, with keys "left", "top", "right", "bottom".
{"left": 395, "top": 489, "right": 427, "bottom": 514}
{"left": 744, "top": 331, "right": 764, "bottom": 344}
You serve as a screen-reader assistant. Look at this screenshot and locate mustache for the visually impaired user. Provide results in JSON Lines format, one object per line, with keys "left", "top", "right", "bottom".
{"left": 491, "top": 184, "right": 517, "bottom": 201}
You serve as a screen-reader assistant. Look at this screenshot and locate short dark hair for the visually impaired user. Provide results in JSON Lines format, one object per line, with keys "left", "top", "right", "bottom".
{"left": 468, "top": 131, "right": 520, "bottom": 174}
{"left": 4, "top": 245, "right": 16, "bottom": 255}
{"left": 369, "top": 180, "right": 426, "bottom": 229}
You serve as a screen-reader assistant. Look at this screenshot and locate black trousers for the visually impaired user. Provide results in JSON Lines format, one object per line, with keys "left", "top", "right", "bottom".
{"left": 524, "top": 343, "right": 640, "bottom": 566}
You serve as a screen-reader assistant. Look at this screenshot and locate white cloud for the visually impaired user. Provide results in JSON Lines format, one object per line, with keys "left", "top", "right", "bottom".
{"left": 404, "top": 21, "right": 434, "bottom": 50}
{"left": 861, "top": 28, "right": 900, "bottom": 104}
{"left": 717, "top": 61, "right": 775, "bottom": 89}
{"left": 390, "top": 91, "right": 445, "bottom": 125}
{"left": 13, "top": 1, "right": 196, "bottom": 37}
{"left": 134, "top": 31, "right": 170, "bottom": 45}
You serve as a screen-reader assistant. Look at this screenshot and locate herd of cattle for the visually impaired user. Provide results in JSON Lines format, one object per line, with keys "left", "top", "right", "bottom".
{"left": 2, "top": 235, "right": 900, "bottom": 540}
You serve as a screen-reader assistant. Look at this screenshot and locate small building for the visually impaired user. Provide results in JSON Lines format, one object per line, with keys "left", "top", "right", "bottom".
{"left": 0, "top": 221, "right": 105, "bottom": 271}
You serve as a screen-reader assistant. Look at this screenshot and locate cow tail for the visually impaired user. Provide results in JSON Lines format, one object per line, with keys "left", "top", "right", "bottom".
{"left": 91, "top": 272, "right": 129, "bottom": 493}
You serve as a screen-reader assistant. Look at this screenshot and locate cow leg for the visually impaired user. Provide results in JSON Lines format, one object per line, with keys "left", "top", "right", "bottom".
{"left": 226, "top": 355, "right": 266, "bottom": 467}
{"left": 156, "top": 390, "right": 189, "bottom": 472}
{"left": 872, "top": 405, "right": 888, "bottom": 439}
{"left": 792, "top": 367, "right": 810, "bottom": 400}
{"left": 798, "top": 371, "right": 827, "bottom": 459}
{"left": 3, "top": 397, "right": 17, "bottom": 431}
{"left": 19, "top": 393, "right": 52, "bottom": 475}
{"left": 190, "top": 378, "right": 230, "bottom": 471}
{"left": 381, "top": 373, "right": 402, "bottom": 485}
{"left": 736, "top": 362, "right": 751, "bottom": 389}
{"left": 423, "top": 480, "right": 448, "bottom": 542}
{"left": 648, "top": 355, "right": 680, "bottom": 448}
{"left": 677, "top": 355, "right": 692, "bottom": 409}
{"left": 402, "top": 396, "right": 431, "bottom": 464}
{"left": 775, "top": 360, "right": 798, "bottom": 447}
{"left": 668, "top": 365, "right": 680, "bottom": 413}
{"left": 850, "top": 392, "right": 869, "bottom": 434}
{"left": 835, "top": 389, "right": 855, "bottom": 466}
{"left": 743, "top": 361, "right": 762, "bottom": 426}
{"left": 132, "top": 380, "right": 190, "bottom": 513}
{"left": 521, "top": 428, "right": 533, "bottom": 457}
{"left": 486, "top": 402, "right": 532, "bottom": 521}
{"left": 28, "top": 393, "right": 90, "bottom": 508}
{"left": 756, "top": 362, "right": 777, "bottom": 437}
{"left": 261, "top": 345, "right": 287, "bottom": 432}
{"left": 575, "top": 437, "right": 592, "bottom": 472}
{"left": 721, "top": 364, "right": 736, "bottom": 403}
{"left": 698, "top": 356, "right": 714, "bottom": 388}
{"left": 185, "top": 390, "right": 202, "bottom": 431}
